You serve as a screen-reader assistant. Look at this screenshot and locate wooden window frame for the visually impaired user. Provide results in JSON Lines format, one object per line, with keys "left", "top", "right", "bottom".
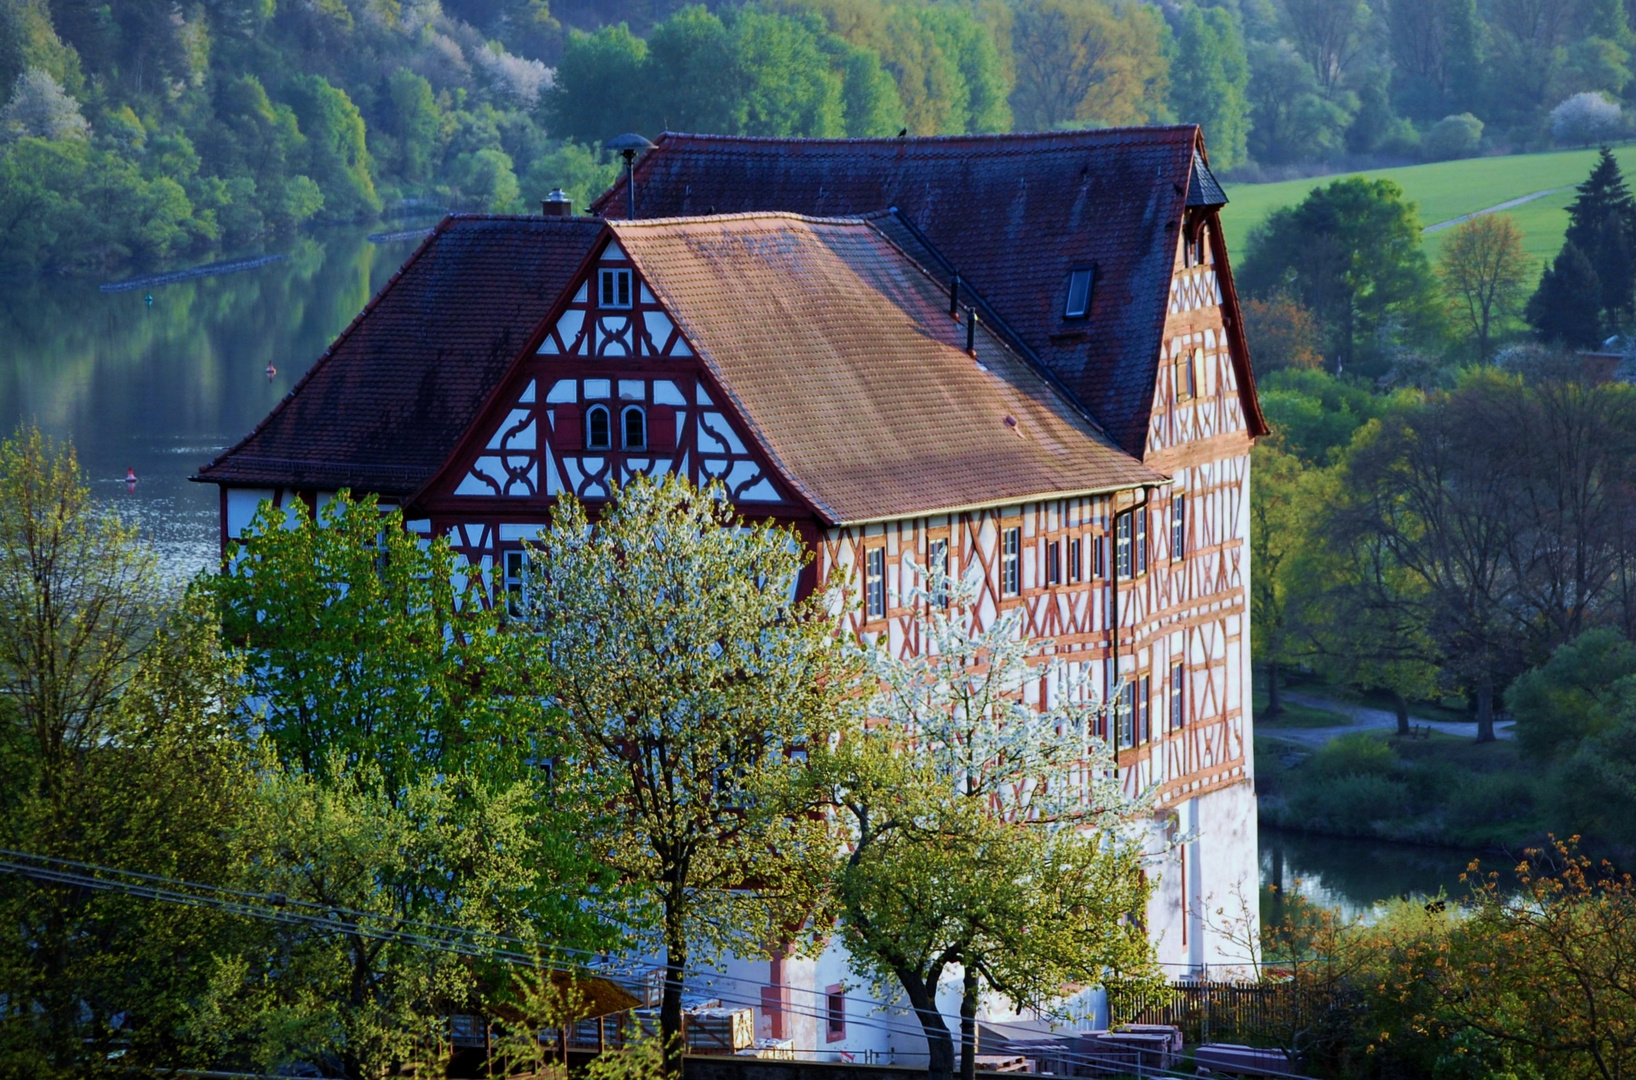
{"left": 1172, "top": 494, "right": 1186, "bottom": 562}
{"left": 1046, "top": 539, "right": 1061, "bottom": 587}
{"left": 1135, "top": 507, "right": 1149, "bottom": 576}
{"left": 585, "top": 404, "right": 612, "bottom": 450}
{"left": 1174, "top": 349, "right": 1196, "bottom": 403}
{"left": 1115, "top": 513, "right": 1132, "bottom": 579}
{"left": 621, "top": 405, "right": 647, "bottom": 450}
{"left": 1068, "top": 537, "right": 1083, "bottom": 584}
{"left": 503, "top": 549, "right": 527, "bottom": 617}
{"left": 1093, "top": 530, "right": 1107, "bottom": 580}
{"left": 825, "top": 985, "right": 846, "bottom": 1042}
{"left": 1171, "top": 661, "right": 1185, "bottom": 730}
{"left": 927, "top": 536, "right": 950, "bottom": 607}
{"left": 599, "top": 266, "right": 633, "bottom": 309}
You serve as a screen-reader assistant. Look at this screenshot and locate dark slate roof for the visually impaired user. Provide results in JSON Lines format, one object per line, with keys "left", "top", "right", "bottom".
{"left": 195, "top": 215, "right": 602, "bottom": 494}
{"left": 611, "top": 214, "right": 1162, "bottom": 524}
{"left": 593, "top": 127, "right": 1233, "bottom": 454}
{"left": 1188, "top": 151, "right": 1228, "bottom": 207}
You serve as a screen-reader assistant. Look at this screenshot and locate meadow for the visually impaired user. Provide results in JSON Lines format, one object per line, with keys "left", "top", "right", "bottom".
{"left": 1220, "top": 143, "right": 1636, "bottom": 263}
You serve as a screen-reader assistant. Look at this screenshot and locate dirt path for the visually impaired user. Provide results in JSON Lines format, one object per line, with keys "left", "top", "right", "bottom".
{"left": 1421, "top": 187, "right": 1570, "bottom": 234}
{"left": 1262, "top": 690, "right": 1515, "bottom": 748}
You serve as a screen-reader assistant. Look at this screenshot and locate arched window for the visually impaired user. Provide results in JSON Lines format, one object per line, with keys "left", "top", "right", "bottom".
{"left": 586, "top": 404, "right": 612, "bottom": 450}
{"left": 622, "top": 405, "right": 646, "bottom": 450}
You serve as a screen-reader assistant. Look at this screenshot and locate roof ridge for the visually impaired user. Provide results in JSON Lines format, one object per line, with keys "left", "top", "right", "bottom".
{"left": 610, "top": 210, "right": 888, "bottom": 230}
{"left": 651, "top": 126, "right": 1200, "bottom": 148}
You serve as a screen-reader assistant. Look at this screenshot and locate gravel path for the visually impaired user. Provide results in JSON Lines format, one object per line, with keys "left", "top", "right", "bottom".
{"left": 1261, "top": 690, "right": 1515, "bottom": 748}
{"left": 1421, "top": 187, "right": 1570, "bottom": 234}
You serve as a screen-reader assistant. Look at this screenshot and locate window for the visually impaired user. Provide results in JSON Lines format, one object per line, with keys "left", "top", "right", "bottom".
{"left": 1068, "top": 537, "right": 1083, "bottom": 583}
{"left": 1135, "top": 507, "right": 1149, "bottom": 576}
{"left": 1172, "top": 495, "right": 1186, "bottom": 561}
{"left": 1194, "top": 227, "right": 1208, "bottom": 266}
{"left": 928, "top": 538, "right": 949, "bottom": 606}
{"left": 1046, "top": 540, "right": 1061, "bottom": 586}
{"left": 585, "top": 404, "right": 612, "bottom": 450}
{"left": 1171, "top": 662, "right": 1185, "bottom": 730}
{"left": 504, "top": 550, "right": 527, "bottom": 617}
{"left": 825, "top": 985, "right": 846, "bottom": 1042}
{"left": 622, "top": 405, "right": 646, "bottom": 450}
{"left": 1138, "top": 674, "right": 1151, "bottom": 742}
{"left": 1115, "top": 513, "right": 1132, "bottom": 578}
{"left": 599, "top": 267, "right": 632, "bottom": 309}
{"left": 1002, "top": 526, "right": 1021, "bottom": 596}
{"left": 1174, "top": 349, "right": 1197, "bottom": 402}
{"left": 1063, "top": 266, "right": 1095, "bottom": 319}
{"left": 865, "top": 547, "right": 886, "bottom": 618}
{"left": 1117, "top": 681, "right": 1135, "bottom": 749}
{"left": 1093, "top": 532, "right": 1106, "bottom": 579}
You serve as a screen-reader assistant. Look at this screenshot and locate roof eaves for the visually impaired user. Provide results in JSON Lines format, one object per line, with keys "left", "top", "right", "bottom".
{"left": 833, "top": 475, "right": 1171, "bottom": 529}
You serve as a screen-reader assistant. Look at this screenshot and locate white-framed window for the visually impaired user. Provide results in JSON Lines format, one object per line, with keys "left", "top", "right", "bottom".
{"left": 1046, "top": 539, "right": 1061, "bottom": 586}
{"left": 1068, "top": 537, "right": 1083, "bottom": 583}
{"left": 1138, "top": 674, "right": 1151, "bottom": 742}
{"left": 585, "top": 404, "right": 612, "bottom": 450}
{"left": 599, "top": 266, "right": 633, "bottom": 309}
{"left": 504, "top": 549, "right": 527, "bottom": 617}
{"left": 865, "top": 547, "right": 886, "bottom": 619}
{"left": 1001, "top": 526, "right": 1021, "bottom": 596}
{"left": 1093, "top": 531, "right": 1106, "bottom": 579}
{"left": 1064, "top": 266, "right": 1094, "bottom": 319}
{"left": 1172, "top": 494, "right": 1186, "bottom": 561}
{"left": 928, "top": 538, "right": 949, "bottom": 606}
{"left": 1117, "top": 681, "right": 1135, "bottom": 749}
{"left": 1136, "top": 507, "right": 1149, "bottom": 576}
{"left": 621, "top": 405, "right": 646, "bottom": 449}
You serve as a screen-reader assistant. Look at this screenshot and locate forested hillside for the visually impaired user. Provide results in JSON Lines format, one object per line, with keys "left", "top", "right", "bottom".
{"left": 3, "top": 0, "right": 1636, "bottom": 272}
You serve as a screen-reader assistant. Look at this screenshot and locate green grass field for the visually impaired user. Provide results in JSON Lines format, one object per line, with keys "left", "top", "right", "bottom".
{"left": 1219, "top": 143, "right": 1636, "bottom": 264}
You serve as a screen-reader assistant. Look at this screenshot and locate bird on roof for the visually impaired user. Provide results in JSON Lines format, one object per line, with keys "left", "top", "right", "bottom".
{"left": 897, "top": 127, "right": 907, "bottom": 137}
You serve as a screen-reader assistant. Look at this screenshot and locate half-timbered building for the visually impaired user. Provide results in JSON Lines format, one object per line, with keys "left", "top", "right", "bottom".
{"left": 196, "top": 125, "right": 1266, "bottom": 1056}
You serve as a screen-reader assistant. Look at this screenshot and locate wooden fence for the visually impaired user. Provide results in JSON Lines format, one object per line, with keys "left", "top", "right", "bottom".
{"left": 1109, "top": 979, "right": 1338, "bottom": 1046}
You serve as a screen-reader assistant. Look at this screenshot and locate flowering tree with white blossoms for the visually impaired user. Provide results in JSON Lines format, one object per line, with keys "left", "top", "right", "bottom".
{"left": 820, "top": 562, "right": 1163, "bottom": 1080}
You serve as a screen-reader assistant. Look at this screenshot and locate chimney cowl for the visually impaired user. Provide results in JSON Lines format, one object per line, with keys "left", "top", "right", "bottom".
{"left": 542, "top": 188, "right": 573, "bottom": 217}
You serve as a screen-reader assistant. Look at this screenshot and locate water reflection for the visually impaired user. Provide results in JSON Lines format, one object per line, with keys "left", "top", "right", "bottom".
{"left": 1260, "top": 826, "right": 1505, "bottom": 921}
{"left": 0, "top": 224, "right": 436, "bottom": 579}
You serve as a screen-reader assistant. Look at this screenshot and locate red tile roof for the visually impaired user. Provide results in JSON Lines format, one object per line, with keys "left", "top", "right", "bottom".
{"left": 195, "top": 215, "right": 602, "bottom": 493}
{"left": 594, "top": 127, "right": 1261, "bottom": 454}
{"left": 610, "top": 213, "right": 1164, "bottom": 524}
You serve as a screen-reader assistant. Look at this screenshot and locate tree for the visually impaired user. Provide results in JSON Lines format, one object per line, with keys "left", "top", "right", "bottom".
{"left": 1249, "top": 442, "right": 1323, "bottom": 716}
{"left": 1507, "top": 627, "right": 1636, "bottom": 761}
{"left": 823, "top": 565, "right": 1158, "bottom": 1080}
{"left": 522, "top": 475, "right": 851, "bottom": 1076}
{"left": 1562, "top": 145, "right": 1636, "bottom": 332}
{"left": 0, "top": 427, "right": 255, "bottom": 1076}
{"left": 383, "top": 67, "right": 441, "bottom": 184}
{"left": 1439, "top": 214, "right": 1531, "bottom": 362}
{"left": 825, "top": 35, "right": 906, "bottom": 136}
{"left": 1386, "top": 0, "right": 1481, "bottom": 121}
{"left": 1280, "top": 0, "right": 1368, "bottom": 95}
{"left": 1551, "top": 90, "right": 1624, "bottom": 145}
{"left": 1169, "top": 5, "right": 1250, "bottom": 169}
{"left": 1246, "top": 40, "right": 1351, "bottom": 166}
{"left": 1239, "top": 179, "right": 1440, "bottom": 376}
{"left": 0, "top": 67, "right": 86, "bottom": 140}
{"left": 1008, "top": 0, "right": 1170, "bottom": 131}
{"left": 1244, "top": 294, "right": 1324, "bottom": 376}
{"left": 286, "top": 75, "right": 379, "bottom": 218}
{"left": 1422, "top": 112, "right": 1483, "bottom": 159}
{"left": 547, "top": 22, "right": 651, "bottom": 145}
{"left": 1527, "top": 241, "right": 1605, "bottom": 346}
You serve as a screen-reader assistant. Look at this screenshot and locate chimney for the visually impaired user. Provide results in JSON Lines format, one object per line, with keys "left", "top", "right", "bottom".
{"left": 966, "top": 307, "right": 978, "bottom": 354}
{"left": 542, "top": 189, "right": 573, "bottom": 217}
{"left": 949, "top": 273, "right": 961, "bottom": 318}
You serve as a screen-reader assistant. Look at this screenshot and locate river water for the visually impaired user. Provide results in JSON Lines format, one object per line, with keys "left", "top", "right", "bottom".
{"left": 2, "top": 230, "right": 1494, "bottom": 914}
{"left": 0, "top": 223, "right": 432, "bottom": 579}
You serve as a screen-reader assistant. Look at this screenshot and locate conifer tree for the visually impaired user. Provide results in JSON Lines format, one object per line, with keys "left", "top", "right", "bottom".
{"left": 1563, "top": 146, "right": 1636, "bottom": 332}
{"left": 1527, "top": 241, "right": 1605, "bottom": 347}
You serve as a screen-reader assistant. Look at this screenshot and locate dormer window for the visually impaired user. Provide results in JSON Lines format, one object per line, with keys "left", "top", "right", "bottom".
{"left": 1064, "top": 266, "right": 1094, "bottom": 319}
{"left": 599, "top": 267, "right": 633, "bottom": 309}
{"left": 622, "top": 405, "right": 646, "bottom": 449}
{"left": 585, "top": 404, "right": 612, "bottom": 449}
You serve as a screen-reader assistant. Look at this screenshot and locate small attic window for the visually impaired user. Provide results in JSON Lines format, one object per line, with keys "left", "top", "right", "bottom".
{"left": 1064, "top": 267, "right": 1094, "bottom": 319}
{"left": 599, "top": 267, "right": 633, "bottom": 309}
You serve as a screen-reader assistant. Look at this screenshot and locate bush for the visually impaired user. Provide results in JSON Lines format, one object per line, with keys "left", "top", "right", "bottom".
{"left": 1288, "top": 772, "right": 1413, "bottom": 835}
{"left": 1445, "top": 772, "right": 1536, "bottom": 830}
{"left": 1308, "top": 733, "right": 1397, "bottom": 780}
{"left": 1552, "top": 92, "right": 1623, "bottom": 145}
{"left": 1423, "top": 113, "right": 1483, "bottom": 160}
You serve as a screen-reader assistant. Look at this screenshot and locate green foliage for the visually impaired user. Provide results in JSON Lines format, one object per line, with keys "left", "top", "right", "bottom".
{"left": 1507, "top": 627, "right": 1636, "bottom": 761}
{"left": 1257, "top": 367, "right": 1385, "bottom": 465}
{"left": 1527, "top": 240, "right": 1605, "bottom": 346}
{"left": 1422, "top": 112, "right": 1483, "bottom": 160}
{"left": 1169, "top": 5, "right": 1249, "bottom": 169}
{"left": 286, "top": 74, "right": 380, "bottom": 219}
{"left": 1239, "top": 178, "right": 1441, "bottom": 376}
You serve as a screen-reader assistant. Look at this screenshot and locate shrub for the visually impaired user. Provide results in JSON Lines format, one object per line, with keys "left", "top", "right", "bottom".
{"left": 1423, "top": 113, "right": 1483, "bottom": 160}
{"left": 1551, "top": 92, "right": 1623, "bottom": 145}
{"left": 1445, "top": 772, "right": 1536, "bottom": 830}
{"left": 1287, "top": 772, "right": 1413, "bottom": 835}
{"left": 1308, "top": 733, "right": 1397, "bottom": 780}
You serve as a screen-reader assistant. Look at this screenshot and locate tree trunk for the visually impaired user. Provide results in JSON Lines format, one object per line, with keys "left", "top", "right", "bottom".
{"left": 1476, "top": 681, "right": 1496, "bottom": 743}
{"left": 661, "top": 909, "right": 688, "bottom": 1079}
{"left": 1265, "top": 661, "right": 1283, "bottom": 717}
{"left": 1392, "top": 689, "right": 1410, "bottom": 737}
{"left": 904, "top": 976, "right": 955, "bottom": 1080}
{"left": 959, "top": 966, "right": 979, "bottom": 1080}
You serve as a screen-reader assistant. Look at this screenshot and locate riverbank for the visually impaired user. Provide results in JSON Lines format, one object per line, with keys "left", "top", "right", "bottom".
{"left": 1255, "top": 683, "right": 1545, "bottom": 852}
